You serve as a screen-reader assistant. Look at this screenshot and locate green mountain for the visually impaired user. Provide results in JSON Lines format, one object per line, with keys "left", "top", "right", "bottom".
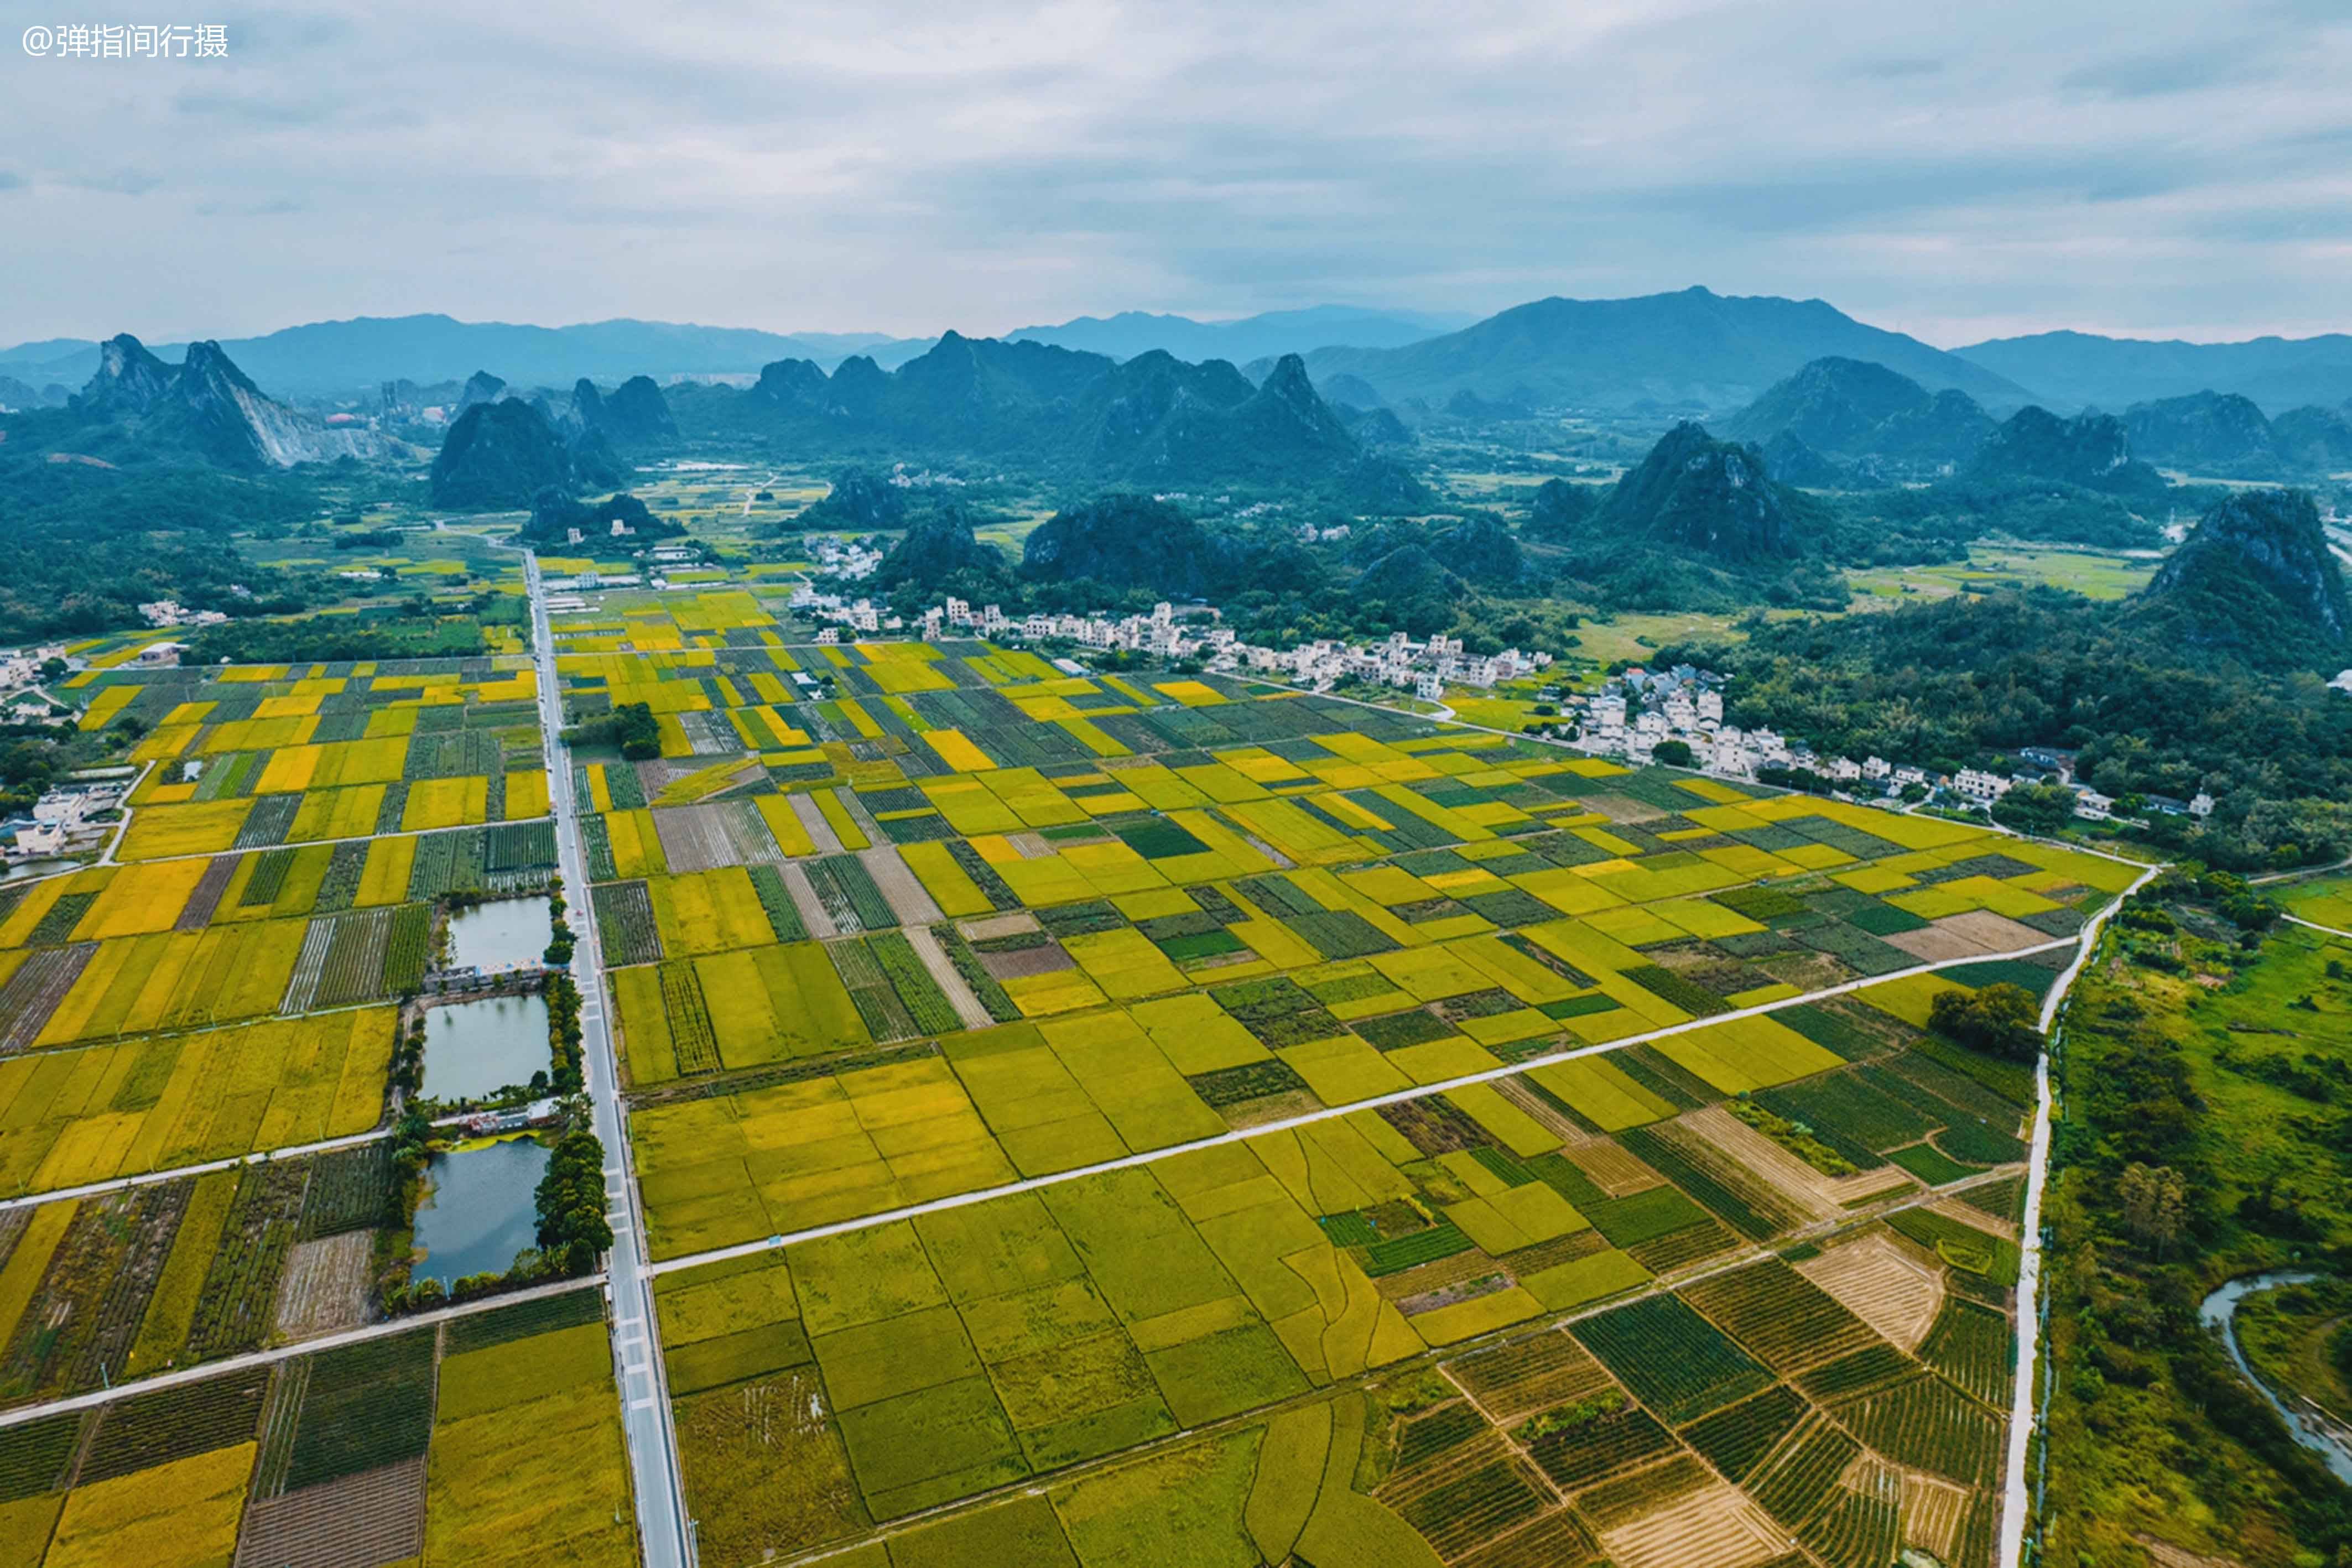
{"left": 519, "top": 489, "right": 684, "bottom": 547}
{"left": 1598, "top": 423, "right": 1798, "bottom": 562}
{"left": 1969, "top": 407, "right": 2167, "bottom": 497}
{"left": 2126, "top": 488, "right": 2349, "bottom": 669}
{"left": 1021, "top": 495, "right": 1225, "bottom": 596}
{"left": 2120, "top": 391, "right": 2277, "bottom": 477}
{"left": 795, "top": 469, "right": 906, "bottom": 532}
{"left": 1722, "top": 357, "right": 1993, "bottom": 470}
{"left": 1277, "top": 287, "right": 2033, "bottom": 413}
{"left": 429, "top": 398, "right": 623, "bottom": 508}
{"left": 1523, "top": 477, "right": 1602, "bottom": 540}
{"left": 874, "top": 507, "right": 1015, "bottom": 596}
{"left": 690, "top": 336, "right": 1367, "bottom": 488}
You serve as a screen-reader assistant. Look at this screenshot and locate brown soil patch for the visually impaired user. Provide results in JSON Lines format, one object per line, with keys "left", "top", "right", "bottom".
{"left": 1793, "top": 1232, "right": 1945, "bottom": 1352}
{"left": 652, "top": 804, "right": 741, "bottom": 872}
{"left": 859, "top": 846, "right": 944, "bottom": 927}
{"left": 779, "top": 862, "right": 837, "bottom": 939}
{"left": 1682, "top": 1105, "right": 1913, "bottom": 1220}
{"left": 979, "top": 944, "right": 1074, "bottom": 980}
{"left": 959, "top": 912, "right": 1039, "bottom": 941}
{"left": 274, "top": 1232, "right": 376, "bottom": 1338}
{"left": 2136, "top": 1536, "right": 2251, "bottom": 1568}
{"left": 234, "top": 1456, "right": 424, "bottom": 1568}
{"left": 900, "top": 925, "right": 991, "bottom": 1030}
{"left": 1551, "top": 1131, "right": 1664, "bottom": 1198}
{"left": 1886, "top": 910, "right": 2052, "bottom": 962}
{"left": 1930, "top": 1196, "right": 2018, "bottom": 1241}
{"left": 787, "top": 792, "right": 844, "bottom": 855}
{"left": 1595, "top": 1479, "right": 1789, "bottom": 1568}
{"left": 1902, "top": 1469, "right": 1969, "bottom": 1560}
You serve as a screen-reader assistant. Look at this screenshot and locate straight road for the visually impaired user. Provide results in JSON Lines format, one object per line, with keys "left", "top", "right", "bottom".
{"left": 1997, "top": 860, "right": 2160, "bottom": 1568}
{"left": 524, "top": 550, "right": 693, "bottom": 1568}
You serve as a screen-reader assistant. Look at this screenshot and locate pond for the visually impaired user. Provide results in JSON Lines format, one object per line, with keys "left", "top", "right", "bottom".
{"left": 445, "top": 897, "right": 555, "bottom": 972}
{"left": 2200, "top": 1269, "right": 2352, "bottom": 1484}
{"left": 421, "top": 992, "right": 551, "bottom": 1102}
{"left": 412, "top": 1135, "right": 548, "bottom": 1285}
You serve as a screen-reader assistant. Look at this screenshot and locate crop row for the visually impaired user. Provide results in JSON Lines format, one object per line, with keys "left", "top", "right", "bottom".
{"left": 594, "top": 880, "right": 663, "bottom": 967}
{"left": 747, "top": 864, "right": 808, "bottom": 943}
{"left": 184, "top": 1161, "right": 307, "bottom": 1359}
{"left": 384, "top": 903, "right": 433, "bottom": 994}
{"left": 804, "top": 855, "right": 897, "bottom": 934}
{"left": 659, "top": 960, "right": 720, "bottom": 1075}
{"left": 313, "top": 840, "right": 370, "bottom": 914}
{"left": 928, "top": 922, "right": 1018, "bottom": 1022}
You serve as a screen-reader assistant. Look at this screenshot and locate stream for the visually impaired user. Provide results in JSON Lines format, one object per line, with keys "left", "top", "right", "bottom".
{"left": 2199, "top": 1270, "right": 2352, "bottom": 1484}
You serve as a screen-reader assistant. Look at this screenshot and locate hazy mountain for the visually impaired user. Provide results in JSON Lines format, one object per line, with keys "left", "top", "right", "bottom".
{"left": 2120, "top": 391, "right": 2278, "bottom": 477}
{"left": 1954, "top": 330, "right": 2352, "bottom": 415}
{"left": 2126, "top": 488, "right": 2349, "bottom": 668}
{"left": 1008, "top": 305, "right": 1463, "bottom": 364}
{"left": 1523, "top": 476, "right": 1602, "bottom": 540}
{"left": 0, "top": 316, "right": 935, "bottom": 399}
{"left": 66, "top": 333, "right": 384, "bottom": 468}
{"left": 1969, "top": 407, "right": 2168, "bottom": 497}
{"left": 2271, "top": 404, "right": 2352, "bottom": 473}
{"left": 572, "top": 374, "right": 677, "bottom": 449}
{"left": 1278, "top": 288, "right": 2034, "bottom": 413}
{"left": 1723, "top": 358, "right": 1997, "bottom": 475}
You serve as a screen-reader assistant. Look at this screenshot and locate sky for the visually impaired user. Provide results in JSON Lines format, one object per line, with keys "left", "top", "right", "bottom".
{"left": 2, "top": 0, "right": 2348, "bottom": 351}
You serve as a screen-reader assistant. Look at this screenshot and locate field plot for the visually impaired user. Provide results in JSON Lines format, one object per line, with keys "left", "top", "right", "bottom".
{"left": 536, "top": 628, "right": 2085, "bottom": 1562}
{"left": 0, "top": 1295, "right": 631, "bottom": 1568}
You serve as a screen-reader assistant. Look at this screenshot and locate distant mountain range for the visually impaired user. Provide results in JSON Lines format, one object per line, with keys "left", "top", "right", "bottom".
{"left": 11, "top": 292, "right": 2352, "bottom": 433}
{"left": 1951, "top": 331, "right": 2352, "bottom": 415}
{"left": 1271, "top": 288, "right": 2037, "bottom": 414}
{"left": 1007, "top": 305, "right": 1467, "bottom": 365}
{"left": 0, "top": 306, "right": 1465, "bottom": 404}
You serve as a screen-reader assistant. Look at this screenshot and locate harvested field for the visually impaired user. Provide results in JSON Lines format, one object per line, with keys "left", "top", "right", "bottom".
{"left": 979, "top": 943, "right": 1074, "bottom": 980}
{"left": 959, "top": 912, "right": 1039, "bottom": 942}
{"left": 177, "top": 856, "right": 241, "bottom": 930}
{"left": 899, "top": 925, "right": 993, "bottom": 1030}
{"left": 1682, "top": 1105, "right": 1911, "bottom": 1220}
{"left": 789, "top": 793, "right": 846, "bottom": 855}
{"left": 1794, "top": 1233, "right": 1945, "bottom": 1353}
{"left": 272, "top": 1232, "right": 375, "bottom": 1337}
{"left": 1929, "top": 1196, "right": 2018, "bottom": 1240}
{"left": 860, "top": 846, "right": 945, "bottom": 927}
{"left": 281, "top": 908, "right": 393, "bottom": 1014}
{"left": 1552, "top": 1135, "right": 1668, "bottom": 1199}
{"left": 1881, "top": 911, "right": 2043, "bottom": 963}
{"left": 233, "top": 1455, "right": 425, "bottom": 1568}
{"left": 1446, "top": 1327, "right": 1616, "bottom": 1423}
{"left": 1902, "top": 1470, "right": 1968, "bottom": 1562}
{"left": 653, "top": 804, "right": 744, "bottom": 873}
{"left": 0, "top": 943, "right": 96, "bottom": 1052}
{"left": 780, "top": 862, "right": 839, "bottom": 940}
{"left": 1595, "top": 1480, "right": 1790, "bottom": 1568}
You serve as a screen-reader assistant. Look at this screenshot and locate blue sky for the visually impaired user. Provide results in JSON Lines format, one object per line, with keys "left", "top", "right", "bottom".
{"left": 1, "top": 0, "right": 2346, "bottom": 347}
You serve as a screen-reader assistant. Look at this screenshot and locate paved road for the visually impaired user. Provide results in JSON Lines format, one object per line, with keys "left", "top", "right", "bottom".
{"left": 524, "top": 551, "right": 693, "bottom": 1568}
{"left": 1997, "top": 859, "right": 2160, "bottom": 1568}
{"left": 645, "top": 929, "right": 2083, "bottom": 1280}
{"left": 0, "top": 1273, "right": 605, "bottom": 1430}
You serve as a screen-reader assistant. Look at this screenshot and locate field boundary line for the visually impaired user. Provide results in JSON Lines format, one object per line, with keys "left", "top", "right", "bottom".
{"left": 645, "top": 930, "right": 2082, "bottom": 1278}
{"left": 0, "top": 1272, "right": 606, "bottom": 1429}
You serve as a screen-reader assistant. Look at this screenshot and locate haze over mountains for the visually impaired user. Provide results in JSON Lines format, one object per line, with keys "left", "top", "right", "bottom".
{"left": 11, "top": 289, "right": 2352, "bottom": 417}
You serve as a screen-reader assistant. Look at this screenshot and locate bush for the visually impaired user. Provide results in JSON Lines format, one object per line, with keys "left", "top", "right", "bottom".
{"left": 1929, "top": 981, "right": 2044, "bottom": 1064}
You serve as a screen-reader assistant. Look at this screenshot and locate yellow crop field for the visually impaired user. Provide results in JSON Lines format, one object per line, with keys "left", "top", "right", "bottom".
{"left": 921, "top": 729, "right": 995, "bottom": 772}
{"left": 648, "top": 868, "right": 773, "bottom": 957}
{"left": 70, "top": 859, "right": 206, "bottom": 941}
{"left": 357, "top": 834, "right": 417, "bottom": 904}
{"left": 505, "top": 769, "right": 551, "bottom": 820}
{"left": 423, "top": 1380, "right": 637, "bottom": 1565}
{"left": 289, "top": 783, "right": 387, "bottom": 842}
{"left": 403, "top": 776, "right": 489, "bottom": 832}
{"left": 254, "top": 746, "right": 321, "bottom": 794}
{"left": 116, "top": 799, "right": 252, "bottom": 861}
{"left": 44, "top": 1441, "right": 254, "bottom": 1568}
{"left": 752, "top": 794, "right": 815, "bottom": 856}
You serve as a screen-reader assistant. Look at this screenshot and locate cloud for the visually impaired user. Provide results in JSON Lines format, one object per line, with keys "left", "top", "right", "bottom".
{"left": 0, "top": 0, "right": 2346, "bottom": 346}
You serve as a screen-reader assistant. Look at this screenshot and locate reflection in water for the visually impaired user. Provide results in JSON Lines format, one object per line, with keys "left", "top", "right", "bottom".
{"left": 412, "top": 1136, "right": 550, "bottom": 1284}
{"left": 421, "top": 992, "right": 551, "bottom": 1102}
{"left": 445, "top": 897, "right": 555, "bottom": 971}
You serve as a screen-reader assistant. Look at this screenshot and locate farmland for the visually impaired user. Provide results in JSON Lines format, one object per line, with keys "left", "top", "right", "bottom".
{"left": 0, "top": 586, "right": 2119, "bottom": 1567}
{"left": 517, "top": 602, "right": 2100, "bottom": 1565}
{"left": 0, "top": 1290, "right": 633, "bottom": 1567}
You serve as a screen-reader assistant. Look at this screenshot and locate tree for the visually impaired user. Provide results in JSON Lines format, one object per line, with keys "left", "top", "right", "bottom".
{"left": 1929, "top": 981, "right": 2044, "bottom": 1063}
{"left": 2115, "top": 1162, "right": 2188, "bottom": 1258}
{"left": 534, "top": 1128, "right": 614, "bottom": 1275}
{"left": 1992, "top": 782, "right": 2076, "bottom": 834}
{"left": 1651, "top": 739, "right": 1694, "bottom": 768}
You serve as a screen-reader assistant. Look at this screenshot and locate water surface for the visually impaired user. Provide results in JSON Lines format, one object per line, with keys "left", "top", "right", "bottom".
{"left": 422, "top": 992, "right": 551, "bottom": 1102}
{"left": 446, "top": 898, "right": 555, "bottom": 971}
{"left": 412, "top": 1136, "right": 549, "bottom": 1285}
